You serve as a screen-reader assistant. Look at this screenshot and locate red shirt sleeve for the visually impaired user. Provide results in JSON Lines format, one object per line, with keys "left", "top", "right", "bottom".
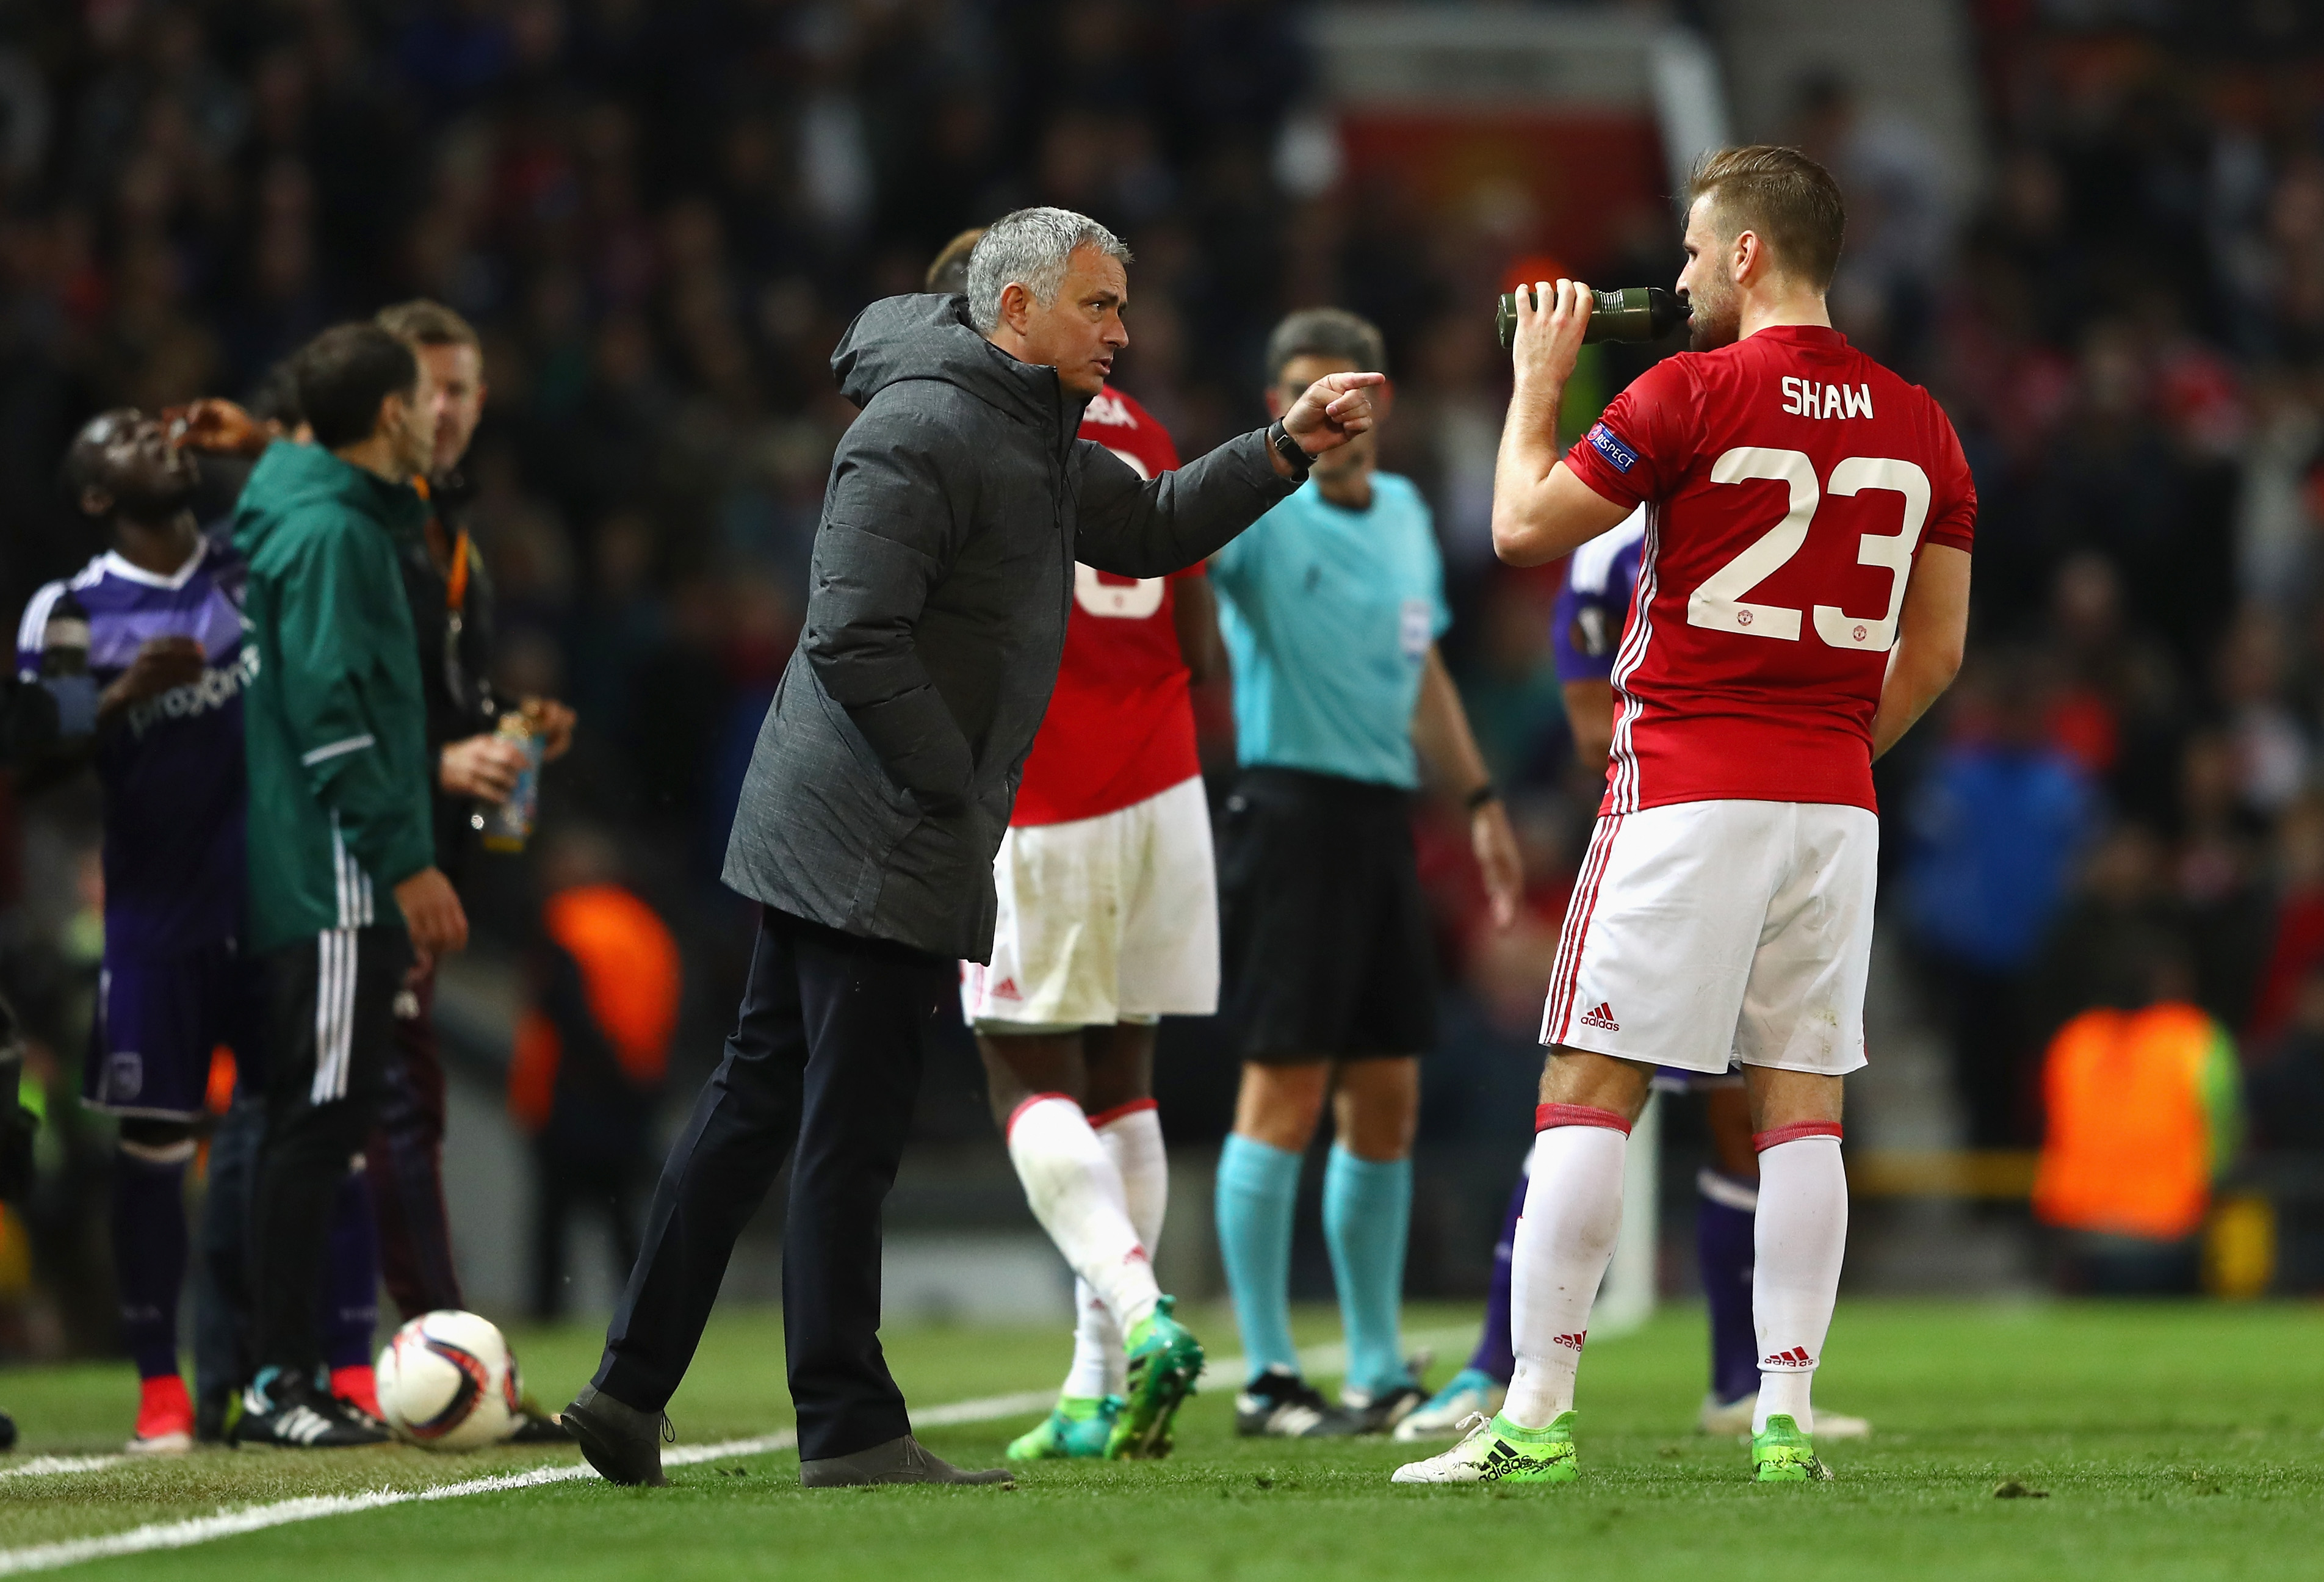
{"left": 1562, "top": 355, "right": 1698, "bottom": 509}
{"left": 1922, "top": 406, "right": 1977, "bottom": 554}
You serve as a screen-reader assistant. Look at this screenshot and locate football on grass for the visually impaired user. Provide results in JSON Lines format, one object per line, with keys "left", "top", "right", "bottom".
{"left": 375, "top": 1310, "right": 522, "bottom": 1451}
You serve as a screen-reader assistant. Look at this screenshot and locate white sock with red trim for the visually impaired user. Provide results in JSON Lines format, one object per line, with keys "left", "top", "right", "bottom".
{"left": 1750, "top": 1125, "right": 1847, "bottom": 1436}
{"left": 1008, "top": 1094, "right": 1161, "bottom": 1357}
{"left": 1063, "top": 1100, "right": 1169, "bottom": 1399}
{"left": 1504, "top": 1106, "right": 1630, "bottom": 1429}
{"left": 1099, "top": 1101, "right": 1167, "bottom": 1252}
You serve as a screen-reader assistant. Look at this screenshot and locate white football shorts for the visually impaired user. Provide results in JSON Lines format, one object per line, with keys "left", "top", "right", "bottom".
{"left": 961, "top": 774, "right": 1219, "bottom": 1033}
{"left": 1539, "top": 799, "right": 1877, "bottom": 1077}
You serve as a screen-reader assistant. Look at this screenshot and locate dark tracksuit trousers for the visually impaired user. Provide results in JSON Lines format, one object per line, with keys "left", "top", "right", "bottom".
{"left": 593, "top": 906, "right": 948, "bottom": 1462}
{"left": 369, "top": 966, "right": 465, "bottom": 1318}
{"left": 250, "top": 925, "right": 407, "bottom": 1379}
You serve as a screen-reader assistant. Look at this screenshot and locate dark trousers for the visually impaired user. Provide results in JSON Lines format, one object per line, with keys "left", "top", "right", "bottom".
{"left": 530, "top": 1135, "right": 646, "bottom": 1321}
{"left": 593, "top": 905, "right": 948, "bottom": 1461}
{"left": 251, "top": 926, "right": 405, "bottom": 1378}
{"left": 192, "top": 1096, "right": 262, "bottom": 1405}
{"left": 369, "top": 966, "right": 464, "bottom": 1318}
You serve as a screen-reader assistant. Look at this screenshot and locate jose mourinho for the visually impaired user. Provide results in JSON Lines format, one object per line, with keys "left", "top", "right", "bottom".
{"left": 563, "top": 207, "right": 1382, "bottom": 1489}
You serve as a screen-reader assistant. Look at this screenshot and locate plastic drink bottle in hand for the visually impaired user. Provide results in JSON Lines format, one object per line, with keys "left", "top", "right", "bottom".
{"left": 1496, "top": 286, "right": 1684, "bottom": 350}
{"left": 473, "top": 713, "right": 544, "bottom": 853}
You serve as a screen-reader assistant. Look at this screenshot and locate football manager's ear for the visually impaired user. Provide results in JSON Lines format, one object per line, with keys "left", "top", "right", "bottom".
{"left": 561, "top": 207, "right": 1380, "bottom": 1491}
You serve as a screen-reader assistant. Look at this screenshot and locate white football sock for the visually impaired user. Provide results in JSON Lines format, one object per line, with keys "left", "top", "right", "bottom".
{"left": 1008, "top": 1094, "right": 1161, "bottom": 1345}
{"left": 1063, "top": 1101, "right": 1170, "bottom": 1399}
{"left": 1063, "top": 1280, "right": 1117, "bottom": 1400}
{"left": 1504, "top": 1110, "right": 1629, "bottom": 1429}
{"left": 1098, "top": 1101, "right": 1167, "bottom": 1250}
{"left": 1751, "top": 1129, "right": 1847, "bottom": 1436}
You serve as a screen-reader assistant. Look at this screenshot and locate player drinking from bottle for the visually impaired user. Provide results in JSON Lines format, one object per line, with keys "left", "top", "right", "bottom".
{"left": 1399, "top": 502, "right": 1866, "bottom": 1445}
{"left": 1395, "top": 145, "right": 1972, "bottom": 1486}
{"left": 16, "top": 411, "right": 262, "bottom": 1453}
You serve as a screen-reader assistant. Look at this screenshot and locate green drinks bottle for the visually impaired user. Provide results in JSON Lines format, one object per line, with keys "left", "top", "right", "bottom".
{"left": 1496, "top": 286, "right": 1683, "bottom": 350}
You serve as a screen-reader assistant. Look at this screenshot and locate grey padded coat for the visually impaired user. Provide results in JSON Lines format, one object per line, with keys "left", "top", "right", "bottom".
{"left": 721, "top": 293, "right": 1299, "bottom": 961}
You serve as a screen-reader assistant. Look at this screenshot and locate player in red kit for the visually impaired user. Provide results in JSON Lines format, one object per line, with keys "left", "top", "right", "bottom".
{"left": 1395, "top": 146, "right": 1972, "bottom": 1487}
{"left": 924, "top": 232, "right": 1221, "bottom": 1462}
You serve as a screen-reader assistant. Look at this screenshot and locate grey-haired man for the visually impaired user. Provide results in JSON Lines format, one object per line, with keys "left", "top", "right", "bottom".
{"left": 564, "top": 208, "right": 1382, "bottom": 1490}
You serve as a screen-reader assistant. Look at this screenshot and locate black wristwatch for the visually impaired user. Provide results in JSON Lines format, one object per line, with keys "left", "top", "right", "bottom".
{"left": 1266, "top": 418, "right": 1312, "bottom": 476}
{"left": 1465, "top": 781, "right": 1501, "bottom": 812}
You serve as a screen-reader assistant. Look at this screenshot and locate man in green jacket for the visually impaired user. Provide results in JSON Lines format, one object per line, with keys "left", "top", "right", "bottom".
{"left": 233, "top": 322, "right": 469, "bottom": 1447}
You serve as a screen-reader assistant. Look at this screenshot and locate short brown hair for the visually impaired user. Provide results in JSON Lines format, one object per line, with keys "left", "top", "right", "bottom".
{"left": 1264, "top": 307, "right": 1386, "bottom": 388}
{"left": 376, "top": 298, "right": 481, "bottom": 350}
{"left": 294, "top": 323, "right": 419, "bottom": 450}
{"left": 925, "top": 228, "right": 983, "bottom": 294}
{"left": 1687, "top": 145, "right": 1846, "bottom": 290}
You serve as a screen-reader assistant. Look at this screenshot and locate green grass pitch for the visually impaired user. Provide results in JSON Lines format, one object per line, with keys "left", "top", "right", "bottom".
{"left": 2, "top": 1299, "right": 2320, "bottom": 1580}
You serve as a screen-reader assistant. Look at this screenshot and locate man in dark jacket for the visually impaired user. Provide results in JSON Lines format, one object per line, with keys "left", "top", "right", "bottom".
{"left": 565, "top": 207, "right": 1380, "bottom": 1490}
{"left": 369, "top": 300, "right": 576, "bottom": 1348}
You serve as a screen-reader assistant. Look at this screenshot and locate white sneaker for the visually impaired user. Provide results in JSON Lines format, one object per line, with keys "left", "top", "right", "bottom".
{"left": 1698, "top": 1392, "right": 1871, "bottom": 1440}
{"left": 1392, "top": 1367, "right": 1506, "bottom": 1442}
{"left": 1390, "top": 1410, "right": 1578, "bottom": 1484}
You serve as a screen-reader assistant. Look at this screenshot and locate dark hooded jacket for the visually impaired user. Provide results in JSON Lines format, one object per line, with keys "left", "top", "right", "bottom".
{"left": 723, "top": 294, "right": 1297, "bottom": 960}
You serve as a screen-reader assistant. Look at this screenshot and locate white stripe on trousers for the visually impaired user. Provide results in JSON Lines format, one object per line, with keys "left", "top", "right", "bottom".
{"left": 309, "top": 928, "right": 358, "bottom": 1105}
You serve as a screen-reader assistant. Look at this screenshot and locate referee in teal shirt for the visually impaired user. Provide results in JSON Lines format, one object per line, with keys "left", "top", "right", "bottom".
{"left": 1210, "top": 308, "right": 1523, "bottom": 1440}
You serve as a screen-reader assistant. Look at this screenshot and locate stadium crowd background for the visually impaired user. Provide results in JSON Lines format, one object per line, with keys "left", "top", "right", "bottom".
{"left": 3, "top": 0, "right": 2324, "bottom": 1358}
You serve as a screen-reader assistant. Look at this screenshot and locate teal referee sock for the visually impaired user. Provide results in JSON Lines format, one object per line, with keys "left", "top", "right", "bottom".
{"left": 1324, "top": 1145, "right": 1414, "bottom": 1397}
{"left": 1216, "top": 1133, "right": 1302, "bottom": 1382}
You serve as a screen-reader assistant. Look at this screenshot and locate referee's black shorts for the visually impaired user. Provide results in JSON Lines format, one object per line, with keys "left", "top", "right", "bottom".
{"left": 1217, "top": 766, "right": 1436, "bottom": 1063}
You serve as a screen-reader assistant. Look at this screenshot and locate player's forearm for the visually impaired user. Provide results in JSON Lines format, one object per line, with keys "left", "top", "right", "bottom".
{"left": 1171, "top": 580, "right": 1224, "bottom": 684}
{"left": 1869, "top": 640, "right": 1963, "bottom": 760}
{"left": 1490, "top": 380, "right": 1570, "bottom": 566}
{"left": 1561, "top": 679, "right": 1614, "bottom": 771}
{"left": 1870, "top": 544, "right": 1971, "bottom": 761}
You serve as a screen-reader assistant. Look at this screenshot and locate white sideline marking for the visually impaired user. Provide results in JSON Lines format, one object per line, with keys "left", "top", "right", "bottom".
{"left": 0, "top": 1458, "right": 124, "bottom": 1481}
{"left": 0, "top": 1329, "right": 1476, "bottom": 1573}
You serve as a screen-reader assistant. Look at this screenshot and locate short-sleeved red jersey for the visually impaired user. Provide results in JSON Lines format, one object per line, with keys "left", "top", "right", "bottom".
{"left": 1564, "top": 325, "right": 1976, "bottom": 816}
{"left": 1012, "top": 386, "right": 1204, "bottom": 826}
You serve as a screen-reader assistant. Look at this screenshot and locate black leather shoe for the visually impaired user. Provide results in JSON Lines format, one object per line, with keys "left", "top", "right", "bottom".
{"left": 798, "top": 1434, "right": 1014, "bottom": 1489}
{"left": 563, "top": 1384, "right": 670, "bottom": 1486}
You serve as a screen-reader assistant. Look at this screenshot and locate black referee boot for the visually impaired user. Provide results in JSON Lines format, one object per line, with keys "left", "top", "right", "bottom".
{"left": 563, "top": 1384, "right": 671, "bottom": 1486}
{"left": 799, "top": 1434, "right": 1014, "bottom": 1489}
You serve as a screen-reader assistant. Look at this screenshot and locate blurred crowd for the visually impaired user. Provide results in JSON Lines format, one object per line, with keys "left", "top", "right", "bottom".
{"left": 1890, "top": 12, "right": 2324, "bottom": 1199}
{"left": 7, "top": 0, "right": 2324, "bottom": 1355}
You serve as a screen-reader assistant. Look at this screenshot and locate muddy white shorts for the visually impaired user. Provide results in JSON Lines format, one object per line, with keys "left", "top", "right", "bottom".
{"left": 1539, "top": 799, "right": 1877, "bottom": 1077}
{"left": 961, "top": 775, "right": 1219, "bottom": 1032}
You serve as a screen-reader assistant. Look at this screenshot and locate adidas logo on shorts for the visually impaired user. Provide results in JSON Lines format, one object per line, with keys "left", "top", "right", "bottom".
{"left": 1578, "top": 1002, "right": 1620, "bottom": 1031}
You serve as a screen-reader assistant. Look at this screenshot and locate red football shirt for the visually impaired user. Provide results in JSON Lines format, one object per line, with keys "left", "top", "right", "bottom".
{"left": 1564, "top": 325, "right": 1976, "bottom": 815}
{"left": 1012, "top": 386, "right": 1204, "bottom": 826}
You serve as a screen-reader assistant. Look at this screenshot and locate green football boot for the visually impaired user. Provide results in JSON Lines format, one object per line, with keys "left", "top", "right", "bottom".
{"left": 1106, "top": 1296, "right": 1203, "bottom": 1460}
{"left": 1390, "top": 1409, "right": 1578, "bottom": 1484}
{"left": 1752, "top": 1414, "right": 1834, "bottom": 1483}
{"left": 1006, "top": 1395, "right": 1121, "bottom": 1462}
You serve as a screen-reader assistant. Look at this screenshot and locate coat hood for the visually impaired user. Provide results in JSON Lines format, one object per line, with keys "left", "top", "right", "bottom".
{"left": 831, "top": 293, "right": 1077, "bottom": 438}
{"left": 233, "top": 440, "right": 427, "bottom": 555}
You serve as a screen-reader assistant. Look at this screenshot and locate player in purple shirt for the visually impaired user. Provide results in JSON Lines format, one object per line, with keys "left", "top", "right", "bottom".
{"left": 16, "top": 410, "right": 265, "bottom": 1453}
{"left": 1396, "top": 507, "right": 1871, "bottom": 1443}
